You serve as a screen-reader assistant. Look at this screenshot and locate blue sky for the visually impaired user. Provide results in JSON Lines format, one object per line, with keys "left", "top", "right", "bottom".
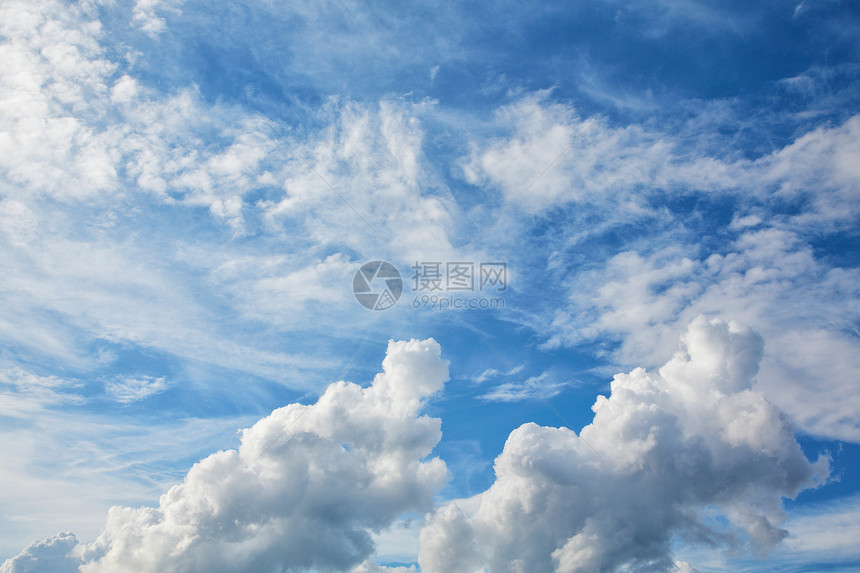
{"left": 1, "top": 0, "right": 859, "bottom": 571}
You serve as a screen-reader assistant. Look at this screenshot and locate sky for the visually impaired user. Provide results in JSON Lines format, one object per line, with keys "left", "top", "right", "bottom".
{"left": 1, "top": 0, "right": 859, "bottom": 571}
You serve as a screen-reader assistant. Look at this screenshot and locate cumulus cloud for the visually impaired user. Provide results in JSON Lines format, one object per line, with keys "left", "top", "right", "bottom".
{"left": 419, "top": 318, "right": 828, "bottom": 572}
{"left": 0, "top": 532, "right": 79, "bottom": 573}
{"left": 2, "top": 338, "right": 449, "bottom": 573}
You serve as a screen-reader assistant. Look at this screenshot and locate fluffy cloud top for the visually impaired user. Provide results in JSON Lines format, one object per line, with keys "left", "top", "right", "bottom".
{"left": 419, "top": 318, "right": 828, "bottom": 572}
{"left": 2, "top": 339, "right": 449, "bottom": 573}
{"left": 0, "top": 533, "right": 79, "bottom": 573}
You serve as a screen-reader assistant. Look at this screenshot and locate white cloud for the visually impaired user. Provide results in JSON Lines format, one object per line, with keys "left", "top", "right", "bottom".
{"left": 206, "top": 252, "right": 359, "bottom": 324}
{"left": 418, "top": 503, "right": 483, "bottom": 573}
{"left": 473, "top": 368, "right": 502, "bottom": 384}
{"left": 479, "top": 372, "right": 571, "bottom": 403}
{"left": 0, "top": 367, "right": 83, "bottom": 415}
{"left": 779, "top": 493, "right": 860, "bottom": 563}
{"left": 0, "top": 0, "right": 118, "bottom": 200}
{"left": 757, "top": 114, "right": 860, "bottom": 228}
{"left": 0, "top": 0, "right": 472, "bottom": 383}
{"left": 674, "top": 493, "right": 860, "bottom": 571}
{"left": 0, "top": 363, "right": 253, "bottom": 560}
{"left": 473, "top": 365, "right": 524, "bottom": 385}
{"left": 464, "top": 94, "right": 860, "bottom": 233}
{"left": 1, "top": 2, "right": 857, "bottom": 570}
{"left": 261, "top": 99, "right": 459, "bottom": 264}
{"left": 2, "top": 338, "right": 450, "bottom": 573}
{"left": 460, "top": 93, "right": 741, "bottom": 219}
{"left": 0, "top": 11, "right": 472, "bottom": 556}
{"left": 0, "top": 0, "right": 467, "bottom": 356}
{"left": 418, "top": 318, "right": 828, "bottom": 572}
{"left": 349, "top": 559, "right": 417, "bottom": 573}
{"left": 0, "top": 0, "right": 300, "bottom": 376}
{"left": 131, "top": 0, "right": 183, "bottom": 36}
{"left": 603, "top": 0, "right": 752, "bottom": 38}
{"left": 105, "top": 376, "right": 168, "bottom": 403}
{"left": 0, "top": 532, "right": 79, "bottom": 573}
{"left": 547, "top": 225, "right": 860, "bottom": 442}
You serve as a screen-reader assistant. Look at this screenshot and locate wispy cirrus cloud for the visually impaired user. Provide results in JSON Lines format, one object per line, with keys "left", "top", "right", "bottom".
{"left": 105, "top": 376, "right": 167, "bottom": 403}
{"left": 674, "top": 493, "right": 860, "bottom": 572}
{"left": 479, "top": 371, "right": 571, "bottom": 403}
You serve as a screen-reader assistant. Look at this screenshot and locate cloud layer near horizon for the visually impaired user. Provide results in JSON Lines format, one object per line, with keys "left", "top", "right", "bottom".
{"left": 4, "top": 322, "right": 828, "bottom": 572}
